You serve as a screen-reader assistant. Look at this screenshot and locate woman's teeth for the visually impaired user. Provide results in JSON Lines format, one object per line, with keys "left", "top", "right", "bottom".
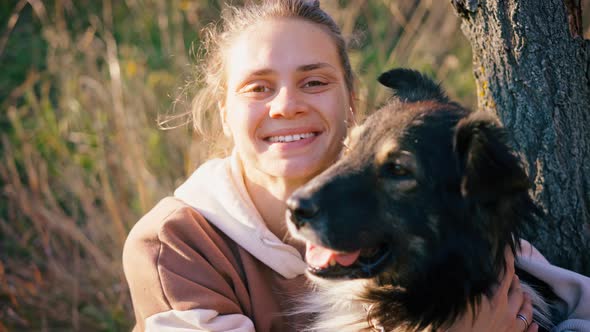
{"left": 267, "top": 132, "right": 315, "bottom": 143}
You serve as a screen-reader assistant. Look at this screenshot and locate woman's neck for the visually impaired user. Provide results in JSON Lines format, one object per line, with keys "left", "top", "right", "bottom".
{"left": 242, "top": 168, "right": 308, "bottom": 241}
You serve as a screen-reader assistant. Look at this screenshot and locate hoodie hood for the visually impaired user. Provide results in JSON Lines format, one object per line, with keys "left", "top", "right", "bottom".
{"left": 174, "top": 151, "right": 306, "bottom": 279}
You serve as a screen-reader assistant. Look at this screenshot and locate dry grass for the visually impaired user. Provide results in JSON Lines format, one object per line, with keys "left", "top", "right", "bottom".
{"left": 0, "top": 0, "right": 480, "bottom": 330}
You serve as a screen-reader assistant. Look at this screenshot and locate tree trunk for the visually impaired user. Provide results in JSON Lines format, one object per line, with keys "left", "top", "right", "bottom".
{"left": 450, "top": 0, "right": 590, "bottom": 276}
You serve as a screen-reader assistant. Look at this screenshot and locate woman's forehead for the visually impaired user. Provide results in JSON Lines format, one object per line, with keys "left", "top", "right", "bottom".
{"left": 225, "top": 18, "right": 342, "bottom": 81}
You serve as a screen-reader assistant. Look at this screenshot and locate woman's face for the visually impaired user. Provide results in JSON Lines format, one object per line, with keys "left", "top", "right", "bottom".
{"left": 222, "top": 18, "right": 353, "bottom": 184}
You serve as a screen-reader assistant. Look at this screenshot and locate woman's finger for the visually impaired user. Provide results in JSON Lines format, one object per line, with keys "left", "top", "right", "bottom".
{"left": 491, "top": 247, "right": 517, "bottom": 308}
{"left": 515, "top": 293, "right": 534, "bottom": 332}
{"left": 507, "top": 274, "right": 524, "bottom": 315}
{"left": 520, "top": 293, "right": 534, "bottom": 324}
{"left": 527, "top": 322, "right": 539, "bottom": 332}
{"left": 497, "top": 247, "right": 516, "bottom": 295}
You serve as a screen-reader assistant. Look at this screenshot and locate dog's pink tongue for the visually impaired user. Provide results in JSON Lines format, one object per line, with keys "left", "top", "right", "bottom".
{"left": 306, "top": 242, "right": 361, "bottom": 268}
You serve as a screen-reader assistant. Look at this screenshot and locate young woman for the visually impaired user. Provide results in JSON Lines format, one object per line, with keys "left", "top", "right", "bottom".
{"left": 123, "top": 1, "right": 589, "bottom": 331}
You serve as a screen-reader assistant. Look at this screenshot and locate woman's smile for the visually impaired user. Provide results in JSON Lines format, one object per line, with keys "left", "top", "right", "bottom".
{"left": 261, "top": 127, "right": 323, "bottom": 153}
{"left": 265, "top": 132, "right": 317, "bottom": 144}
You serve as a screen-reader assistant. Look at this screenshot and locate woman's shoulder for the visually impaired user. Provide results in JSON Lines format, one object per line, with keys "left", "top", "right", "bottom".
{"left": 126, "top": 196, "right": 201, "bottom": 239}
{"left": 123, "top": 196, "right": 232, "bottom": 260}
{"left": 122, "top": 197, "right": 254, "bottom": 330}
{"left": 123, "top": 197, "right": 199, "bottom": 276}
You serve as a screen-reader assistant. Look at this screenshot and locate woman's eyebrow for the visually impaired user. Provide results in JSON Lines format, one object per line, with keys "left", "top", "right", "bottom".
{"left": 247, "top": 68, "right": 274, "bottom": 77}
{"left": 241, "top": 63, "right": 336, "bottom": 79}
{"left": 297, "top": 62, "right": 336, "bottom": 72}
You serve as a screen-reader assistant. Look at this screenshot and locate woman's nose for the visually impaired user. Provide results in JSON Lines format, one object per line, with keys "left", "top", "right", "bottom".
{"left": 268, "top": 87, "right": 306, "bottom": 118}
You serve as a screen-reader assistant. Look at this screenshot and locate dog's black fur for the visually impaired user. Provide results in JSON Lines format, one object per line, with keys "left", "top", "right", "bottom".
{"left": 287, "top": 69, "right": 556, "bottom": 331}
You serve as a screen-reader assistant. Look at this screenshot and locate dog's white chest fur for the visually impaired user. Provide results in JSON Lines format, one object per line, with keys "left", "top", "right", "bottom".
{"left": 301, "top": 278, "right": 374, "bottom": 332}
{"left": 299, "top": 278, "right": 421, "bottom": 332}
{"left": 298, "top": 274, "right": 552, "bottom": 332}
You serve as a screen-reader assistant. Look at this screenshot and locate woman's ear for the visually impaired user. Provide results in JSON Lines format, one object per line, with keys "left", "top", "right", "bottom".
{"left": 347, "top": 93, "right": 357, "bottom": 127}
{"left": 218, "top": 102, "right": 232, "bottom": 137}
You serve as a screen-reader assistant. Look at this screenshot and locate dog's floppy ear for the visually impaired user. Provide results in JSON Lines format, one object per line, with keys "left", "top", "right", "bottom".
{"left": 454, "top": 112, "right": 530, "bottom": 202}
{"left": 378, "top": 68, "right": 448, "bottom": 103}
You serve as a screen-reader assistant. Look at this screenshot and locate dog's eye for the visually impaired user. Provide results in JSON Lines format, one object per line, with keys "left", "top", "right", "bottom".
{"left": 392, "top": 163, "right": 409, "bottom": 176}
{"left": 385, "top": 162, "right": 411, "bottom": 177}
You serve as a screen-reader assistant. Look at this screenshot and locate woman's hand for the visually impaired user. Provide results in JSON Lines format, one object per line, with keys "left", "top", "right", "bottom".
{"left": 444, "top": 247, "right": 539, "bottom": 332}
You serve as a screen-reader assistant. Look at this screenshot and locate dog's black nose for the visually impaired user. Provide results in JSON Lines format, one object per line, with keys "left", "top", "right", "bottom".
{"left": 286, "top": 195, "right": 319, "bottom": 228}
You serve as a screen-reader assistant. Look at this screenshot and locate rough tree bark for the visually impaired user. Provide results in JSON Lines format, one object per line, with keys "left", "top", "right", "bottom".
{"left": 449, "top": 0, "right": 590, "bottom": 276}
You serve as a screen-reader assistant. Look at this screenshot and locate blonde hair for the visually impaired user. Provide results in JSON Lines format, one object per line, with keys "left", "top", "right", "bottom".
{"left": 168, "top": 0, "right": 355, "bottom": 157}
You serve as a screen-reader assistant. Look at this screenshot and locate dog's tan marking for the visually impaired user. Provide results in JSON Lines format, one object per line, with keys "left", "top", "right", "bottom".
{"left": 343, "top": 123, "right": 364, "bottom": 155}
{"left": 375, "top": 139, "right": 398, "bottom": 166}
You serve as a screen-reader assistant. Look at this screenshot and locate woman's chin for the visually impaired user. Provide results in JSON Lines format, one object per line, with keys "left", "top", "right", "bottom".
{"left": 261, "top": 158, "right": 330, "bottom": 184}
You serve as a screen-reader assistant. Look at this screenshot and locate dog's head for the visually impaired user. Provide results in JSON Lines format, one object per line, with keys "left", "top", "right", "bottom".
{"left": 287, "top": 68, "right": 540, "bottom": 330}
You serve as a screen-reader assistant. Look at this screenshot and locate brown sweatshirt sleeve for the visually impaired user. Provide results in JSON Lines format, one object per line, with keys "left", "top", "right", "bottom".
{"left": 122, "top": 197, "right": 253, "bottom": 331}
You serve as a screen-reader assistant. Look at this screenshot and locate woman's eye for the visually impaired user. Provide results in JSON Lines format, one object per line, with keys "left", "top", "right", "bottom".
{"left": 240, "top": 82, "right": 272, "bottom": 95}
{"left": 249, "top": 85, "right": 270, "bottom": 93}
{"left": 302, "top": 80, "right": 328, "bottom": 88}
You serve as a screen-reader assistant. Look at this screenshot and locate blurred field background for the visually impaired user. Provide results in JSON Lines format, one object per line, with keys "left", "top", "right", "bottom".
{"left": 1, "top": 0, "right": 589, "bottom": 331}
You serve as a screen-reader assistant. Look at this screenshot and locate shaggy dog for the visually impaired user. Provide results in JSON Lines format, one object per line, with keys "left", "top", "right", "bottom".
{"left": 286, "top": 69, "right": 556, "bottom": 332}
